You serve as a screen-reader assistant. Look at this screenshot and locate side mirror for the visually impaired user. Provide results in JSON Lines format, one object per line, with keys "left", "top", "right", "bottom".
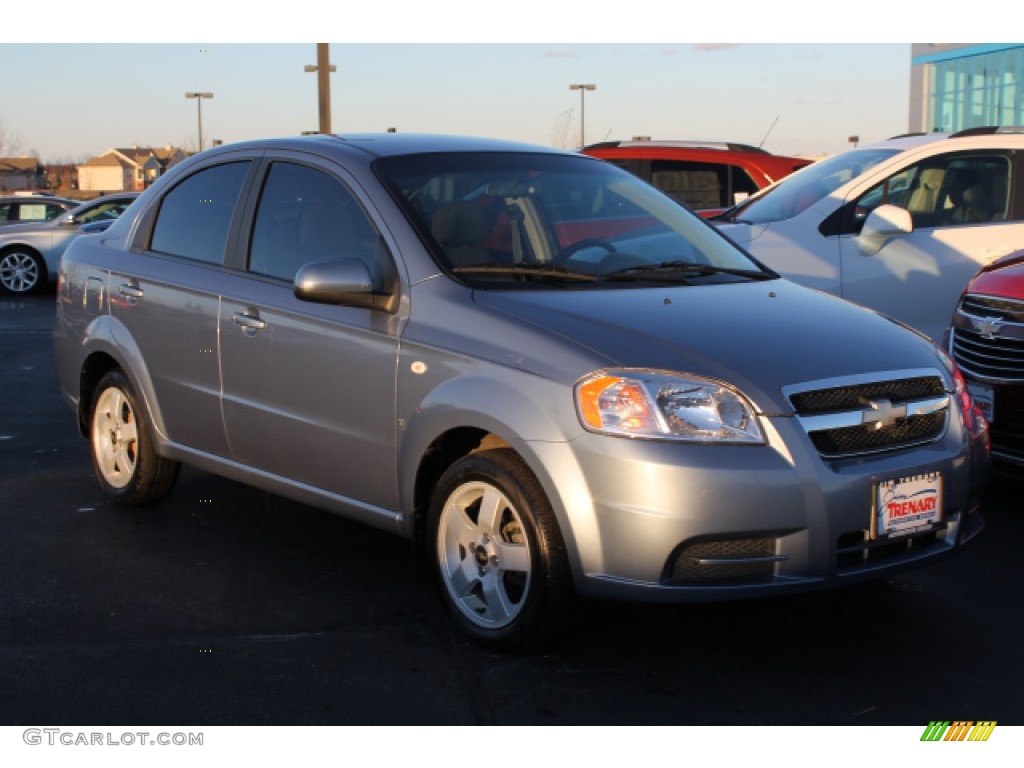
{"left": 294, "top": 258, "right": 396, "bottom": 312}
{"left": 859, "top": 204, "right": 913, "bottom": 256}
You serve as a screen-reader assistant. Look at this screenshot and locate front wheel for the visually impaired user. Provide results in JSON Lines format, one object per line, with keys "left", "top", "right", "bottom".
{"left": 0, "top": 248, "right": 45, "bottom": 294}
{"left": 428, "top": 448, "right": 574, "bottom": 650}
{"left": 90, "top": 370, "right": 180, "bottom": 506}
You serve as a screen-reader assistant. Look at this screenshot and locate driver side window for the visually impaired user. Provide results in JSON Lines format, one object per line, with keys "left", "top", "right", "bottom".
{"left": 248, "top": 162, "right": 389, "bottom": 284}
{"left": 844, "top": 153, "right": 1011, "bottom": 234}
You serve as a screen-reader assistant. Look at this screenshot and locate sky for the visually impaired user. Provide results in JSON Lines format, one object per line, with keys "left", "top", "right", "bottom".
{"left": 0, "top": 2, "right": 1014, "bottom": 164}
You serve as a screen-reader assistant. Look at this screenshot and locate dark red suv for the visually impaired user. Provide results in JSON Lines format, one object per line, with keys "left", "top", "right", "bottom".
{"left": 581, "top": 139, "right": 812, "bottom": 216}
{"left": 949, "top": 251, "right": 1024, "bottom": 469}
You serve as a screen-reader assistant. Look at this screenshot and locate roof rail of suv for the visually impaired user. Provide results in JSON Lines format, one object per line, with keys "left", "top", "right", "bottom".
{"left": 583, "top": 140, "right": 772, "bottom": 155}
{"left": 949, "top": 125, "right": 1024, "bottom": 137}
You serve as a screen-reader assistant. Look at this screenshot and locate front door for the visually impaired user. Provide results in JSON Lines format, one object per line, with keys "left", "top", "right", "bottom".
{"left": 218, "top": 159, "right": 402, "bottom": 511}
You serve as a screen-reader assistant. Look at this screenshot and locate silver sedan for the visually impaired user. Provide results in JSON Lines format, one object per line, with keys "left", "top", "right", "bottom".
{"left": 0, "top": 192, "right": 138, "bottom": 293}
{"left": 54, "top": 135, "right": 990, "bottom": 650}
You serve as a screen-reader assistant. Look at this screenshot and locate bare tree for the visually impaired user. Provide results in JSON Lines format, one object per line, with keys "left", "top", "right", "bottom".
{"left": 0, "top": 118, "right": 24, "bottom": 157}
{"left": 549, "top": 109, "right": 575, "bottom": 150}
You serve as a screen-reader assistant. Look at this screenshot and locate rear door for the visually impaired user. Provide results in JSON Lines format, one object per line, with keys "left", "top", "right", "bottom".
{"left": 109, "top": 158, "right": 255, "bottom": 456}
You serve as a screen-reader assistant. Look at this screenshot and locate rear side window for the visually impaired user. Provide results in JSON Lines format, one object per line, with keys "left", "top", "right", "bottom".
{"left": 150, "top": 162, "right": 250, "bottom": 264}
{"left": 642, "top": 159, "right": 758, "bottom": 210}
{"left": 0, "top": 202, "right": 65, "bottom": 222}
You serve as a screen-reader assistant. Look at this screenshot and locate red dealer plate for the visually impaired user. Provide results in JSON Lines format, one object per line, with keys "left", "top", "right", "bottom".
{"left": 874, "top": 472, "right": 943, "bottom": 538}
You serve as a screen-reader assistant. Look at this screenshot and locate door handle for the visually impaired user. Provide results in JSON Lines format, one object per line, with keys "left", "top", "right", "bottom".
{"left": 118, "top": 284, "right": 144, "bottom": 303}
{"left": 231, "top": 311, "right": 267, "bottom": 334}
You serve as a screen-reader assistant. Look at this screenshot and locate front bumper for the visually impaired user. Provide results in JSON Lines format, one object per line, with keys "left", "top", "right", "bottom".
{"left": 528, "top": 410, "right": 987, "bottom": 602}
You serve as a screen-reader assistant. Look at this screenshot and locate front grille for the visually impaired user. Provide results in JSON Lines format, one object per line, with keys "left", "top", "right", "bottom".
{"left": 790, "top": 377, "right": 944, "bottom": 415}
{"left": 788, "top": 373, "right": 950, "bottom": 459}
{"left": 953, "top": 328, "right": 1024, "bottom": 381}
{"left": 667, "top": 536, "right": 778, "bottom": 584}
{"left": 809, "top": 412, "right": 946, "bottom": 455}
{"left": 951, "top": 294, "right": 1024, "bottom": 383}
{"left": 961, "top": 294, "right": 1024, "bottom": 323}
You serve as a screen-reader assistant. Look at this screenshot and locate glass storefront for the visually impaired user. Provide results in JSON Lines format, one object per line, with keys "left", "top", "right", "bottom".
{"left": 922, "top": 46, "right": 1024, "bottom": 133}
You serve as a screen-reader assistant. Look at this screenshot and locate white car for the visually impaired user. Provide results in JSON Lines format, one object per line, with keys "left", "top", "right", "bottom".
{"left": 715, "top": 127, "right": 1024, "bottom": 342}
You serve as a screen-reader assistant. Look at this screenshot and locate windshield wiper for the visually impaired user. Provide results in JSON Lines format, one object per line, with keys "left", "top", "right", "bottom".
{"left": 452, "top": 264, "right": 598, "bottom": 282}
{"left": 604, "top": 260, "right": 777, "bottom": 281}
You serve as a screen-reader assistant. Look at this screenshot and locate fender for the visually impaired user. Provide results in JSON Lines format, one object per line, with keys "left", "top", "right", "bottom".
{"left": 77, "top": 313, "right": 171, "bottom": 446}
{"left": 396, "top": 363, "right": 598, "bottom": 582}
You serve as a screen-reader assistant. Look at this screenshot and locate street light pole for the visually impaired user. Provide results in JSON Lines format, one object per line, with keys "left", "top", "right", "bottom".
{"left": 304, "top": 43, "right": 337, "bottom": 135}
{"left": 569, "top": 84, "right": 596, "bottom": 148}
{"left": 184, "top": 92, "right": 214, "bottom": 152}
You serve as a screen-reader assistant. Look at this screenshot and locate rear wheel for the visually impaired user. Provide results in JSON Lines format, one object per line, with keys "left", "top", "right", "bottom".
{"left": 428, "top": 448, "right": 573, "bottom": 650}
{"left": 0, "top": 248, "right": 45, "bottom": 294}
{"left": 90, "top": 370, "right": 179, "bottom": 506}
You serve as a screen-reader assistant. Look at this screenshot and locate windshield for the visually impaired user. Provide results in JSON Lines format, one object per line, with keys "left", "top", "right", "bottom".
{"left": 723, "top": 148, "right": 901, "bottom": 225}
{"left": 72, "top": 198, "right": 135, "bottom": 225}
{"left": 375, "top": 152, "right": 774, "bottom": 289}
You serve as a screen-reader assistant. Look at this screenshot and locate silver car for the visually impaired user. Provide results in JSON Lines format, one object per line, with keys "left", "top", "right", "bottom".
{"left": 54, "top": 135, "right": 989, "bottom": 649}
{"left": 0, "top": 192, "right": 139, "bottom": 294}
{"left": 0, "top": 195, "right": 77, "bottom": 227}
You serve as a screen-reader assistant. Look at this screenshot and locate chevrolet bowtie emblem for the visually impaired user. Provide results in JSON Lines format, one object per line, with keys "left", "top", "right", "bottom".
{"left": 861, "top": 398, "right": 907, "bottom": 430}
{"left": 973, "top": 316, "right": 1003, "bottom": 339}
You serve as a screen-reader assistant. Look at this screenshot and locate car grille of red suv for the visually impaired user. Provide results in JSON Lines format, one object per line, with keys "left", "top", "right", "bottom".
{"left": 952, "top": 295, "right": 1024, "bottom": 382}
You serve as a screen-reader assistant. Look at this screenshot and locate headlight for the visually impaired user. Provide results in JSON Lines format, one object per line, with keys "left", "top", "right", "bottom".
{"left": 575, "top": 370, "right": 764, "bottom": 444}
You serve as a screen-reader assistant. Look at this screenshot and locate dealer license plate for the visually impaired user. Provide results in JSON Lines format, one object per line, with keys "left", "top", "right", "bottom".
{"left": 966, "top": 378, "right": 995, "bottom": 424}
{"left": 874, "top": 472, "right": 943, "bottom": 538}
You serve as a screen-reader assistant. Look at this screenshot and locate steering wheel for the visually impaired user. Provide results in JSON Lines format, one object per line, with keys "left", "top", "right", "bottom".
{"left": 553, "top": 238, "right": 617, "bottom": 265}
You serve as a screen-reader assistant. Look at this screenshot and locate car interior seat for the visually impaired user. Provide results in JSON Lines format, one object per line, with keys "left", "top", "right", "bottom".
{"left": 431, "top": 202, "right": 492, "bottom": 267}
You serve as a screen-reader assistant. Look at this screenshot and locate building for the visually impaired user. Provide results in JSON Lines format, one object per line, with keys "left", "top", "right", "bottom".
{"left": 910, "top": 44, "right": 1024, "bottom": 133}
{"left": 0, "top": 156, "right": 43, "bottom": 192}
{"left": 77, "top": 145, "right": 189, "bottom": 193}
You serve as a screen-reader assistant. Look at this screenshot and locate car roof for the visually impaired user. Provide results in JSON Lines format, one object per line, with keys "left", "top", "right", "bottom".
{"left": 0, "top": 195, "right": 76, "bottom": 204}
{"left": 204, "top": 133, "right": 570, "bottom": 161}
{"left": 584, "top": 139, "right": 779, "bottom": 155}
{"left": 862, "top": 126, "right": 1024, "bottom": 152}
{"left": 68, "top": 191, "right": 140, "bottom": 209}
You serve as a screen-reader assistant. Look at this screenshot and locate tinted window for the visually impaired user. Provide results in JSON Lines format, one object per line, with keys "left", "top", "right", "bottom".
{"left": 650, "top": 160, "right": 760, "bottom": 210}
{"left": 376, "top": 152, "right": 767, "bottom": 289}
{"left": 249, "top": 162, "right": 384, "bottom": 282}
{"left": 151, "top": 162, "right": 250, "bottom": 264}
{"left": 848, "top": 153, "right": 1013, "bottom": 232}
{"left": 73, "top": 198, "right": 135, "bottom": 225}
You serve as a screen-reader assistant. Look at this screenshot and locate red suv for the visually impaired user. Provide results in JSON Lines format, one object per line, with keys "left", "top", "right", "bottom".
{"left": 949, "top": 251, "right": 1024, "bottom": 469}
{"left": 581, "top": 139, "right": 812, "bottom": 216}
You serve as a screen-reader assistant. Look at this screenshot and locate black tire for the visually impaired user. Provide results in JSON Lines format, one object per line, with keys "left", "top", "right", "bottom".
{"left": 428, "top": 448, "right": 574, "bottom": 650}
{"left": 0, "top": 247, "right": 45, "bottom": 294}
{"left": 89, "top": 370, "right": 180, "bottom": 506}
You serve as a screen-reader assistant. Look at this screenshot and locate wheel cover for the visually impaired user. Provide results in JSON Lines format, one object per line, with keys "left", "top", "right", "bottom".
{"left": 0, "top": 251, "right": 40, "bottom": 293}
{"left": 437, "top": 481, "right": 533, "bottom": 629}
{"left": 91, "top": 387, "right": 140, "bottom": 489}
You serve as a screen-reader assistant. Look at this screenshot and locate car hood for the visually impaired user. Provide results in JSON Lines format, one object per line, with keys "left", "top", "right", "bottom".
{"left": 969, "top": 257, "right": 1024, "bottom": 299}
{"left": 472, "top": 279, "right": 946, "bottom": 414}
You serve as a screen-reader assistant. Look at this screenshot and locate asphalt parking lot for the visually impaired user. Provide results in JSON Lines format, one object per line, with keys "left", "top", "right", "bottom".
{"left": 1, "top": 290, "right": 1022, "bottom": 726}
